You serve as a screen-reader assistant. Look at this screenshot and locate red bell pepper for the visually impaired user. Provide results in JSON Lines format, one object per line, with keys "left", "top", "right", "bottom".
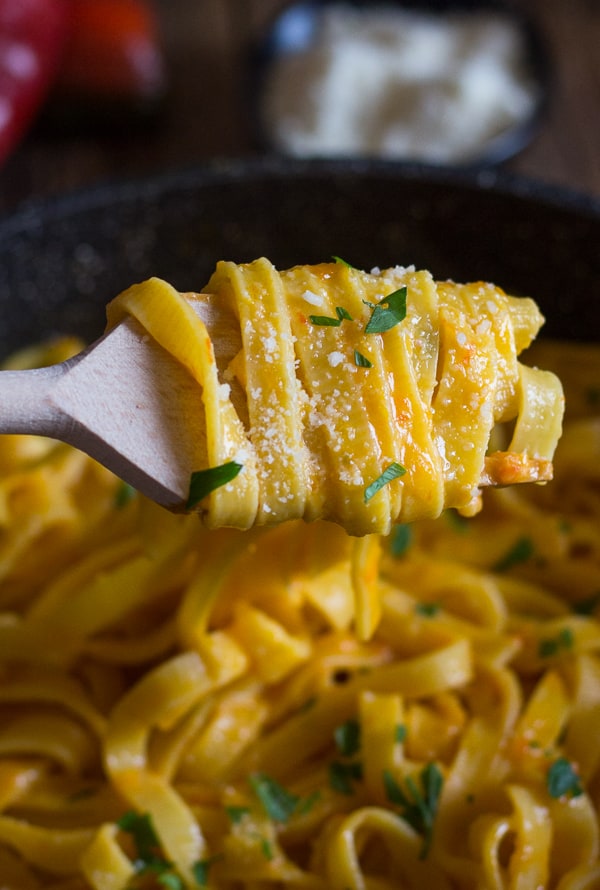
{"left": 0, "top": 0, "right": 166, "bottom": 164}
{"left": 0, "top": 0, "right": 70, "bottom": 164}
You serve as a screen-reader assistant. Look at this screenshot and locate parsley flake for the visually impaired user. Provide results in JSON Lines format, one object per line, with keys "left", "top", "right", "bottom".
{"left": 395, "top": 724, "right": 407, "bottom": 743}
{"left": 309, "top": 314, "right": 341, "bottom": 327}
{"left": 158, "top": 874, "right": 183, "bottom": 890}
{"left": 334, "top": 719, "right": 361, "bottom": 757}
{"left": 329, "top": 760, "right": 363, "bottom": 795}
{"left": 260, "top": 837, "right": 274, "bottom": 860}
{"left": 364, "top": 462, "right": 406, "bottom": 503}
{"left": 354, "top": 349, "right": 372, "bottom": 368}
{"left": 493, "top": 536, "right": 534, "bottom": 572}
{"left": 383, "top": 763, "right": 443, "bottom": 858}
{"left": 416, "top": 602, "right": 440, "bottom": 617}
{"left": 225, "top": 805, "right": 250, "bottom": 824}
{"left": 332, "top": 255, "right": 357, "bottom": 269}
{"left": 115, "top": 481, "right": 136, "bottom": 508}
{"left": 187, "top": 461, "right": 243, "bottom": 509}
{"left": 249, "top": 774, "right": 299, "bottom": 823}
{"left": 364, "top": 286, "right": 407, "bottom": 334}
{"left": 390, "top": 523, "right": 412, "bottom": 556}
{"left": 538, "top": 627, "right": 574, "bottom": 658}
{"left": 192, "top": 854, "right": 223, "bottom": 887}
{"left": 117, "top": 810, "right": 160, "bottom": 862}
{"left": 296, "top": 790, "right": 322, "bottom": 816}
{"left": 116, "top": 810, "right": 178, "bottom": 882}
{"left": 309, "top": 306, "right": 353, "bottom": 326}
{"left": 547, "top": 758, "right": 583, "bottom": 799}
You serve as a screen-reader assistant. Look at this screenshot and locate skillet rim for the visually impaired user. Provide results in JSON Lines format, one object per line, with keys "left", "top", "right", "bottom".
{"left": 0, "top": 157, "right": 599, "bottom": 240}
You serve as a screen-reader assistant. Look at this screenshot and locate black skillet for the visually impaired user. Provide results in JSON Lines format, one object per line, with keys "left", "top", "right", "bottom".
{"left": 0, "top": 158, "right": 598, "bottom": 358}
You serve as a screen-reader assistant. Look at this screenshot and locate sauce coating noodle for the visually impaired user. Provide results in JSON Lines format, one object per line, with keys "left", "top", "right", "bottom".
{"left": 107, "top": 261, "right": 563, "bottom": 534}
{"left": 0, "top": 298, "right": 597, "bottom": 889}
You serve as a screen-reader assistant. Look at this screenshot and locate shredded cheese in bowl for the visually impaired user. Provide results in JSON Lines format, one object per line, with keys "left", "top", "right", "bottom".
{"left": 260, "top": 3, "right": 544, "bottom": 164}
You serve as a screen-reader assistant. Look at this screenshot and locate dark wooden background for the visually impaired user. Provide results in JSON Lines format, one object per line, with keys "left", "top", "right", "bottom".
{"left": 0, "top": 0, "right": 598, "bottom": 214}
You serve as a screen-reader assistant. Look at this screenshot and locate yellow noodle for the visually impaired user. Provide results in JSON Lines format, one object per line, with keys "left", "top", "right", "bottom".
{"left": 0, "top": 273, "right": 595, "bottom": 889}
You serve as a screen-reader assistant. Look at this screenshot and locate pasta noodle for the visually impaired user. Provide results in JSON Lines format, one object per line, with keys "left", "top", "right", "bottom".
{"left": 106, "top": 260, "right": 564, "bottom": 535}
{"left": 0, "top": 267, "right": 597, "bottom": 889}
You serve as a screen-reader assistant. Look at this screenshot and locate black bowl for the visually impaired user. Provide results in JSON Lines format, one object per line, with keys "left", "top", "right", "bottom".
{"left": 249, "top": 0, "right": 552, "bottom": 166}
{"left": 0, "top": 158, "right": 597, "bottom": 358}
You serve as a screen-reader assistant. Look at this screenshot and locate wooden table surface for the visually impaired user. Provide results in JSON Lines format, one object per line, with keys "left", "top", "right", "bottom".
{"left": 0, "top": 0, "right": 598, "bottom": 214}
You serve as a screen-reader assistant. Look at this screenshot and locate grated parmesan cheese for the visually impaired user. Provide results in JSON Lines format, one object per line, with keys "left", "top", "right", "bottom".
{"left": 262, "top": 4, "right": 539, "bottom": 163}
{"left": 302, "top": 289, "right": 325, "bottom": 306}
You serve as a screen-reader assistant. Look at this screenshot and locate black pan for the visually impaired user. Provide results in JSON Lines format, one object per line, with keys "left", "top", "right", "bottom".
{"left": 0, "top": 158, "right": 598, "bottom": 357}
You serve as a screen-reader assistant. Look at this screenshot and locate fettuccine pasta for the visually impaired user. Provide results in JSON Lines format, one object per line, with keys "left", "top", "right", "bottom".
{"left": 105, "top": 260, "right": 564, "bottom": 535}
{"left": 0, "top": 318, "right": 597, "bottom": 888}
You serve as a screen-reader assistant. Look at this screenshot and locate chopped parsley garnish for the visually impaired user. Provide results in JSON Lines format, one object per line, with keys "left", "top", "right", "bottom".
{"left": 334, "top": 719, "right": 361, "bottom": 757}
{"left": 395, "top": 724, "right": 407, "bottom": 743}
{"left": 309, "top": 306, "right": 352, "bottom": 326}
{"left": 354, "top": 348, "right": 372, "bottom": 368}
{"left": 390, "top": 523, "right": 412, "bottom": 556}
{"left": 416, "top": 602, "right": 440, "bottom": 617}
{"left": 547, "top": 758, "right": 583, "bottom": 799}
{"left": 192, "top": 860, "right": 211, "bottom": 887}
{"left": 187, "top": 461, "right": 243, "bottom": 509}
{"left": 383, "top": 763, "right": 443, "bottom": 858}
{"left": 117, "top": 810, "right": 160, "bottom": 862}
{"left": 117, "top": 810, "right": 179, "bottom": 883}
{"left": 493, "top": 536, "right": 534, "bottom": 572}
{"left": 225, "top": 805, "right": 250, "bottom": 824}
{"left": 309, "top": 314, "right": 342, "bottom": 327}
{"left": 364, "top": 462, "right": 406, "bottom": 503}
{"left": 332, "top": 255, "right": 357, "bottom": 269}
{"left": 192, "top": 854, "right": 223, "bottom": 886}
{"left": 364, "top": 286, "right": 407, "bottom": 334}
{"left": 538, "top": 627, "right": 574, "bottom": 658}
{"left": 115, "top": 481, "right": 136, "bottom": 508}
{"left": 249, "top": 774, "right": 299, "bottom": 823}
{"left": 158, "top": 875, "right": 183, "bottom": 890}
{"left": 573, "top": 591, "right": 600, "bottom": 615}
{"left": 329, "top": 760, "right": 363, "bottom": 795}
{"left": 296, "top": 790, "right": 322, "bottom": 816}
{"left": 260, "top": 838, "right": 274, "bottom": 860}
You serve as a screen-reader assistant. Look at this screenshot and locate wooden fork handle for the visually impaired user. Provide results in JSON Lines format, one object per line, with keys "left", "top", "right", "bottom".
{"left": 0, "top": 362, "right": 73, "bottom": 438}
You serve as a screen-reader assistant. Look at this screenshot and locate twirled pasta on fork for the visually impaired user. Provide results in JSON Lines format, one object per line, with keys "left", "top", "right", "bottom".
{"left": 108, "top": 258, "right": 564, "bottom": 535}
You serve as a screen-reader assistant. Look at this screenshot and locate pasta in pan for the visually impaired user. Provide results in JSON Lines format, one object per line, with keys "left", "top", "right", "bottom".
{"left": 106, "top": 260, "right": 563, "bottom": 535}
{"left": 0, "top": 270, "right": 597, "bottom": 890}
